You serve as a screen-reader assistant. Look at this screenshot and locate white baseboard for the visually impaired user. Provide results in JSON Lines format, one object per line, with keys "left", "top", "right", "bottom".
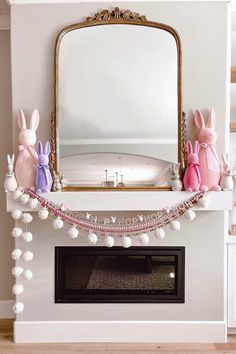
{"left": 0, "top": 300, "right": 14, "bottom": 319}
{"left": 14, "top": 320, "right": 227, "bottom": 343}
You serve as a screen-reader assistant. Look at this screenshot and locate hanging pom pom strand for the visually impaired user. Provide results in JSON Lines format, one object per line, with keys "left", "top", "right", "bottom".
{"left": 12, "top": 249, "right": 22, "bottom": 260}
{"left": 11, "top": 227, "right": 23, "bottom": 238}
{"left": 170, "top": 220, "right": 181, "bottom": 231}
{"left": 11, "top": 210, "right": 22, "bottom": 220}
{"left": 12, "top": 266, "right": 24, "bottom": 277}
{"left": 38, "top": 208, "right": 49, "bottom": 220}
{"left": 19, "top": 193, "right": 30, "bottom": 205}
{"left": 12, "top": 284, "right": 24, "bottom": 295}
{"left": 67, "top": 226, "right": 79, "bottom": 239}
{"left": 184, "top": 209, "right": 196, "bottom": 221}
{"left": 155, "top": 228, "right": 165, "bottom": 240}
{"left": 13, "top": 302, "right": 24, "bottom": 314}
{"left": 22, "top": 231, "right": 33, "bottom": 243}
{"left": 52, "top": 217, "right": 64, "bottom": 230}
{"left": 23, "top": 251, "right": 34, "bottom": 262}
{"left": 197, "top": 196, "right": 209, "bottom": 208}
{"left": 87, "top": 231, "right": 98, "bottom": 245}
{"left": 21, "top": 212, "right": 33, "bottom": 224}
{"left": 104, "top": 235, "right": 115, "bottom": 248}
{"left": 12, "top": 189, "right": 23, "bottom": 201}
{"left": 23, "top": 269, "right": 33, "bottom": 280}
{"left": 138, "top": 233, "right": 149, "bottom": 246}
{"left": 28, "top": 198, "right": 39, "bottom": 209}
{"left": 122, "top": 236, "right": 132, "bottom": 248}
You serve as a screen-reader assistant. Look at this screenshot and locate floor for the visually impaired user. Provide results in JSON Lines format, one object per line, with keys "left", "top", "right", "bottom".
{"left": 1, "top": 319, "right": 236, "bottom": 354}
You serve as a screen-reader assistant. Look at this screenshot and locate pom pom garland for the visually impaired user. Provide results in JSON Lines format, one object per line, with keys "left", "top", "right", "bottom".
{"left": 23, "top": 269, "right": 33, "bottom": 280}
{"left": 23, "top": 251, "right": 34, "bottom": 262}
{"left": 104, "top": 235, "right": 115, "bottom": 247}
{"left": 12, "top": 266, "right": 24, "bottom": 277}
{"left": 170, "top": 220, "right": 181, "bottom": 231}
{"left": 22, "top": 231, "right": 33, "bottom": 243}
{"left": 67, "top": 226, "right": 79, "bottom": 239}
{"left": 38, "top": 208, "right": 49, "bottom": 220}
{"left": 122, "top": 236, "right": 132, "bottom": 248}
{"left": 12, "top": 284, "right": 24, "bottom": 295}
{"left": 21, "top": 212, "right": 33, "bottom": 224}
{"left": 19, "top": 193, "right": 30, "bottom": 205}
{"left": 11, "top": 227, "right": 23, "bottom": 238}
{"left": 184, "top": 209, "right": 196, "bottom": 221}
{"left": 155, "top": 228, "right": 165, "bottom": 240}
{"left": 87, "top": 232, "right": 98, "bottom": 245}
{"left": 11, "top": 209, "right": 22, "bottom": 220}
{"left": 197, "top": 196, "right": 209, "bottom": 208}
{"left": 13, "top": 302, "right": 24, "bottom": 314}
{"left": 12, "top": 189, "right": 23, "bottom": 201}
{"left": 12, "top": 249, "right": 22, "bottom": 260}
{"left": 52, "top": 217, "right": 64, "bottom": 230}
{"left": 28, "top": 198, "right": 39, "bottom": 209}
{"left": 138, "top": 233, "right": 149, "bottom": 246}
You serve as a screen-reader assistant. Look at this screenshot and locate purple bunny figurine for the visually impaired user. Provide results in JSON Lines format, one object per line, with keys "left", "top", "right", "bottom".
{"left": 36, "top": 141, "right": 53, "bottom": 193}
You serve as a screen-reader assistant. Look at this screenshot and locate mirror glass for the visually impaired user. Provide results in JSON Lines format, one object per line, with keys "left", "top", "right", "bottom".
{"left": 58, "top": 23, "right": 179, "bottom": 188}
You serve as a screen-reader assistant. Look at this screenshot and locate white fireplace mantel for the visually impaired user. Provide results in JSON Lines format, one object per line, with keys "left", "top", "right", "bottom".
{"left": 6, "top": 191, "right": 232, "bottom": 212}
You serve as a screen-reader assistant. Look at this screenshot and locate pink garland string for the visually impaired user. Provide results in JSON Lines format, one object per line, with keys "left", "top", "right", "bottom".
{"left": 24, "top": 190, "right": 205, "bottom": 236}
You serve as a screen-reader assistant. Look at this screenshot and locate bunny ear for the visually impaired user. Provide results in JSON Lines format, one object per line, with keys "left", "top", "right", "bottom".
{"left": 44, "top": 141, "right": 51, "bottom": 155}
{"left": 187, "top": 140, "right": 193, "bottom": 154}
{"left": 11, "top": 154, "right": 15, "bottom": 165}
{"left": 222, "top": 153, "right": 226, "bottom": 164}
{"left": 194, "top": 110, "right": 205, "bottom": 130}
{"left": 194, "top": 140, "right": 200, "bottom": 154}
{"left": 206, "top": 109, "right": 216, "bottom": 129}
{"left": 7, "top": 154, "right": 11, "bottom": 165}
{"left": 38, "top": 141, "right": 43, "bottom": 155}
{"left": 30, "top": 109, "right": 40, "bottom": 132}
{"left": 18, "top": 110, "right": 27, "bottom": 130}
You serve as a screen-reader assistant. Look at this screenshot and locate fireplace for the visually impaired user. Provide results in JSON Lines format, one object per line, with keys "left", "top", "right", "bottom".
{"left": 55, "top": 247, "right": 185, "bottom": 303}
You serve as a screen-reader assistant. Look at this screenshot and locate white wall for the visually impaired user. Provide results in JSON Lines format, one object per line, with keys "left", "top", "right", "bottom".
{"left": 9, "top": 1, "right": 229, "bottom": 323}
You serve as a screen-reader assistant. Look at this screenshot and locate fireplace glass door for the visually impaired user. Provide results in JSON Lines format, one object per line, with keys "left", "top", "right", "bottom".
{"left": 55, "top": 247, "right": 185, "bottom": 303}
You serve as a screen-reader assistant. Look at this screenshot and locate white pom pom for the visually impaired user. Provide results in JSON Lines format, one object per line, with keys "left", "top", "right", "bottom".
{"left": 28, "top": 198, "right": 38, "bottom": 209}
{"left": 12, "top": 284, "right": 24, "bottom": 295}
{"left": 52, "top": 217, "right": 64, "bottom": 230}
{"left": 38, "top": 208, "right": 49, "bottom": 220}
{"left": 155, "top": 228, "right": 165, "bottom": 240}
{"left": 88, "top": 232, "right": 98, "bottom": 245}
{"left": 13, "top": 302, "right": 24, "bottom": 314}
{"left": 122, "top": 236, "right": 132, "bottom": 248}
{"left": 19, "top": 194, "right": 30, "bottom": 205}
{"left": 23, "top": 269, "right": 33, "bottom": 280}
{"left": 170, "top": 220, "right": 181, "bottom": 231}
{"left": 21, "top": 212, "right": 33, "bottom": 224}
{"left": 12, "top": 189, "right": 23, "bottom": 201}
{"left": 197, "top": 196, "right": 209, "bottom": 208}
{"left": 12, "top": 266, "right": 23, "bottom": 277}
{"left": 138, "top": 233, "right": 149, "bottom": 246}
{"left": 67, "top": 226, "right": 79, "bottom": 239}
{"left": 11, "top": 210, "right": 22, "bottom": 220}
{"left": 22, "top": 231, "right": 33, "bottom": 243}
{"left": 11, "top": 227, "right": 23, "bottom": 238}
{"left": 184, "top": 209, "right": 196, "bottom": 221}
{"left": 23, "top": 251, "right": 34, "bottom": 262}
{"left": 105, "top": 235, "right": 115, "bottom": 247}
{"left": 12, "top": 249, "right": 22, "bottom": 260}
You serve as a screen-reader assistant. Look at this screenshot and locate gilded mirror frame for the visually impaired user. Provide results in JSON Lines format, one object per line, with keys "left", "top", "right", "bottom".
{"left": 50, "top": 7, "right": 186, "bottom": 191}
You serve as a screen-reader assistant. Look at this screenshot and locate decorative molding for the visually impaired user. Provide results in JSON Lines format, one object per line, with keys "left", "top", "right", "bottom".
{"left": 0, "top": 300, "right": 14, "bottom": 319}
{"left": 0, "top": 15, "right": 10, "bottom": 31}
{"left": 14, "top": 320, "right": 227, "bottom": 343}
{"left": 87, "top": 7, "right": 147, "bottom": 22}
{"left": 5, "top": 0, "right": 230, "bottom": 4}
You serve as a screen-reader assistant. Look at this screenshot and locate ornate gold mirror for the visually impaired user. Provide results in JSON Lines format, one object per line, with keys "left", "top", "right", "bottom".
{"left": 51, "top": 8, "right": 185, "bottom": 191}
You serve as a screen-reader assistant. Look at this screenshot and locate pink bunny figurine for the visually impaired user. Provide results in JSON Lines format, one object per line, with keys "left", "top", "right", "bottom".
{"left": 183, "top": 140, "right": 201, "bottom": 192}
{"left": 194, "top": 109, "right": 221, "bottom": 191}
{"left": 36, "top": 141, "right": 53, "bottom": 193}
{"left": 15, "top": 109, "right": 40, "bottom": 190}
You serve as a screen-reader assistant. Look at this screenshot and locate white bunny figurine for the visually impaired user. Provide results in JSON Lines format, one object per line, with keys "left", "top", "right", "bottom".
{"left": 168, "top": 163, "right": 183, "bottom": 191}
{"left": 220, "top": 153, "right": 233, "bottom": 191}
{"left": 4, "top": 154, "right": 17, "bottom": 192}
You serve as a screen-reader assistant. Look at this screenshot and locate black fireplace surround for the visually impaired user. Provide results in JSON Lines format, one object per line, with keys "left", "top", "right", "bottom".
{"left": 55, "top": 246, "right": 185, "bottom": 303}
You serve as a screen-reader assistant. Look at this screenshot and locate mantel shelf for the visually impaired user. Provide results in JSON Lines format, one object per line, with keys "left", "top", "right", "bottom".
{"left": 6, "top": 191, "right": 232, "bottom": 212}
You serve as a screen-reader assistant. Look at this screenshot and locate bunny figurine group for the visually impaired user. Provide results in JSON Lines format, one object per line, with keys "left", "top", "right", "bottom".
{"left": 4, "top": 109, "right": 53, "bottom": 193}
{"left": 183, "top": 109, "right": 233, "bottom": 192}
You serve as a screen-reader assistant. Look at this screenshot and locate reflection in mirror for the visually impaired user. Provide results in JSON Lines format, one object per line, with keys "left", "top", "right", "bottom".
{"left": 55, "top": 13, "right": 182, "bottom": 189}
